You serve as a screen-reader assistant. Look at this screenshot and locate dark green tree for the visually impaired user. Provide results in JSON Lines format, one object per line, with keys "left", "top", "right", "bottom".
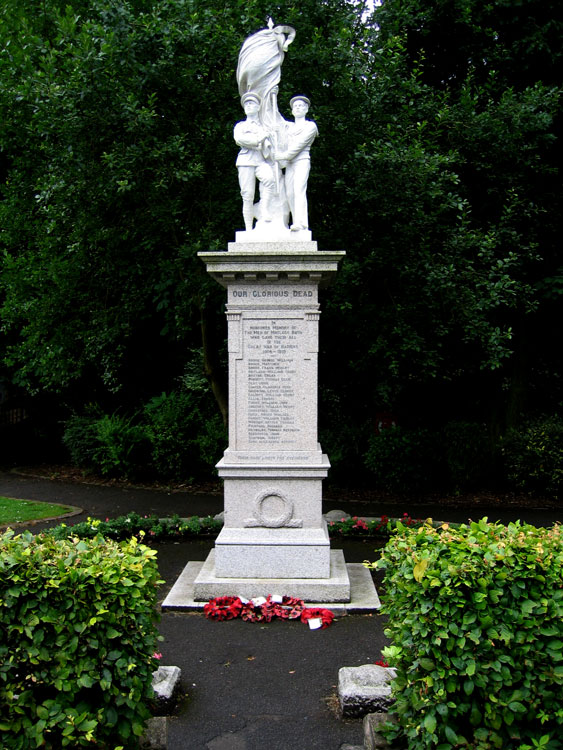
{"left": 1, "top": 0, "right": 561, "bottom": 485}
{"left": 0, "top": 0, "right": 370, "bottom": 422}
{"left": 319, "top": 0, "right": 562, "bottom": 471}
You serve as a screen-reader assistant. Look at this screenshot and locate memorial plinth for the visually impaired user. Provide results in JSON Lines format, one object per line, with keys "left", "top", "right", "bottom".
{"left": 192, "top": 240, "right": 351, "bottom": 601}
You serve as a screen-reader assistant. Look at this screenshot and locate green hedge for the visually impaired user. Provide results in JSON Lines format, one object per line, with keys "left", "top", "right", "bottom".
{"left": 0, "top": 530, "right": 162, "bottom": 749}
{"left": 373, "top": 519, "right": 563, "bottom": 750}
{"left": 49, "top": 511, "right": 222, "bottom": 543}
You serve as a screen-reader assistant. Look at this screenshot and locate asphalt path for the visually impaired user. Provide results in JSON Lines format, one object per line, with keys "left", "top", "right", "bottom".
{"left": 1, "top": 470, "right": 560, "bottom": 530}
{"left": 1, "top": 471, "right": 560, "bottom": 749}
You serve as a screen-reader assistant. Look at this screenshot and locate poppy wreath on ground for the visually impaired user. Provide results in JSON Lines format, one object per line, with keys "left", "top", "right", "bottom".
{"left": 273, "top": 595, "right": 305, "bottom": 620}
{"left": 240, "top": 595, "right": 304, "bottom": 622}
{"left": 300, "top": 607, "right": 334, "bottom": 629}
{"left": 203, "top": 596, "right": 242, "bottom": 621}
{"left": 240, "top": 601, "right": 264, "bottom": 622}
{"left": 204, "top": 595, "right": 334, "bottom": 628}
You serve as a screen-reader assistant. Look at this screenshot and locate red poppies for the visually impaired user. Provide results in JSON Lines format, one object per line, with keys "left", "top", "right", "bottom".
{"left": 203, "top": 594, "right": 334, "bottom": 629}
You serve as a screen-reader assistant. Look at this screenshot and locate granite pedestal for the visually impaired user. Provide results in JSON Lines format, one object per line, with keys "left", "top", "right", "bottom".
{"left": 164, "top": 238, "right": 377, "bottom": 608}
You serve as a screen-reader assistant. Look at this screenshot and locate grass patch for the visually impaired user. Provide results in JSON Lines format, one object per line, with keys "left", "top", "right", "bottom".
{"left": 0, "top": 497, "right": 74, "bottom": 525}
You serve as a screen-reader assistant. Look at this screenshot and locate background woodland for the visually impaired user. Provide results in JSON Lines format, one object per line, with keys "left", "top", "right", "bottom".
{"left": 1, "top": 0, "right": 562, "bottom": 496}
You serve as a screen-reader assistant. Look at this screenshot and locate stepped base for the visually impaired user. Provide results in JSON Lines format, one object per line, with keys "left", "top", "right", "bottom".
{"left": 162, "top": 555, "right": 380, "bottom": 613}
{"left": 214, "top": 525, "right": 331, "bottom": 578}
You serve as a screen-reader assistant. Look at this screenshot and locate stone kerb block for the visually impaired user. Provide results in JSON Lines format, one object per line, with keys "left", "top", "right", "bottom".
{"left": 363, "top": 712, "right": 400, "bottom": 750}
{"left": 151, "top": 666, "right": 181, "bottom": 715}
{"left": 338, "top": 664, "right": 397, "bottom": 718}
{"left": 140, "top": 717, "right": 167, "bottom": 750}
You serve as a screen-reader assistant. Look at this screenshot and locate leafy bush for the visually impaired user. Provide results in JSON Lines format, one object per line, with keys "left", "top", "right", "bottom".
{"left": 0, "top": 530, "right": 162, "bottom": 749}
{"left": 91, "top": 413, "right": 149, "bottom": 478}
{"left": 443, "top": 420, "right": 496, "bottom": 490}
{"left": 372, "top": 519, "right": 563, "bottom": 750}
{"left": 62, "top": 380, "right": 226, "bottom": 482}
{"left": 319, "top": 388, "right": 371, "bottom": 484}
{"left": 364, "top": 421, "right": 499, "bottom": 493}
{"left": 364, "top": 425, "right": 444, "bottom": 492}
{"left": 144, "top": 388, "right": 225, "bottom": 482}
{"left": 63, "top": 410, "right": 149, "bottom": 479}
{"left": 503, "top": 416, "right": 563, "bottom": 499}
{"left": 62, "top": 410, "right": 101, "bottom": 468}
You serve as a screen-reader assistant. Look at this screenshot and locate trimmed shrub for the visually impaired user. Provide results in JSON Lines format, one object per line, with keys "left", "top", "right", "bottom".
{"left": 372, "top": 519, "right": 563, "bottom": 750}
{"left": 503, "top": 415, "right": 563, "bottom": 499}
{"left": 0, "top": 530, "right": 162, "bottom": 749}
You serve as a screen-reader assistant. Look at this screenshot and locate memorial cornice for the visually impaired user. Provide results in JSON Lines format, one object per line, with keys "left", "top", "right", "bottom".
{"left": 198, "top": 245, "right": 345, "bottom": 288}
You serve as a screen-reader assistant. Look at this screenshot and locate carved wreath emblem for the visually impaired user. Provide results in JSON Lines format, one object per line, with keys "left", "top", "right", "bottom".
{"left": 244, "top": 488, "right": 302, "bottom": 528}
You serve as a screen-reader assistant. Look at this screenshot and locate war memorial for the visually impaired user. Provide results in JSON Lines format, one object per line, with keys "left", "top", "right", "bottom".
{"left": 163, "top": 21, "right": 378, "bottom": 611}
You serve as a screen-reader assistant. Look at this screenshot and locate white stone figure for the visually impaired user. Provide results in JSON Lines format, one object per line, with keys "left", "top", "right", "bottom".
{"left": 233, "top": 92, "right": 277, "bottom": 231}
{"left": 275, "top": 96, "right": 318, "bottom": 231}
{"left": 237, "top": 19, "right": 295, "bottom": 136}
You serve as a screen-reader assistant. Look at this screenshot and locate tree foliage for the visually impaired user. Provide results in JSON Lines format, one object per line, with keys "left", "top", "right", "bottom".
{"left": 0, "top": 0, "right": 561, "bottom": 483}
{"left": 322, "top": 0, "right": 562, "bottom": 447}
{"left": 0, "top": 0, "right": 370, "bottom": 406}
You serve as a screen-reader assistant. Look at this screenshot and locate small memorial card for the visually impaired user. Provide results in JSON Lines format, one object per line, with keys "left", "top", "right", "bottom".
{"left": 307, "top": 618, "right": 323, "bottom": 630}
{"left": 251, "top": 597, "right": 267, "bottom": 607}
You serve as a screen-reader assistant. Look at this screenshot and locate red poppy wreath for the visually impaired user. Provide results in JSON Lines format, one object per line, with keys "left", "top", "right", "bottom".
{"left": 203, "top": 594, "right": 333, "bottom": 629}
{"left": 300, "top": 607, "right": 335, "bottom": 629}
{"left": 203, "top": 596, "right": 242, "bottom": 621}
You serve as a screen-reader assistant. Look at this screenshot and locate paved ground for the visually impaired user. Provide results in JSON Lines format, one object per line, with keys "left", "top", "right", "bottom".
{"left": 2, "top": 470, "right": 561, "bottom": 528}
{"left": 1, "top": 471, "right": 561, "bottom": 749}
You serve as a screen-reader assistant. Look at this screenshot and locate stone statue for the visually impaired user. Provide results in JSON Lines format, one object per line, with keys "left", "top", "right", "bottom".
{"left": 275, "top": 96, "right": 318, "bottom": 231}
{"left": 236, "top": 19, "right": 295, "bottom": 135}
{"left": 233, "top": 92, "right": 276, "bottom": 231}
{"left": 234, "top": 21, "right": 316, "bottom": 238}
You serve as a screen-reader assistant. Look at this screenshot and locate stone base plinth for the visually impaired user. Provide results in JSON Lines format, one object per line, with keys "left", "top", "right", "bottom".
{"left": 162, "top": 559, "right": 380, "bottom": 613}
{"left": 214, "top": 526, "right": 330, "bottom": 578}
{"left": 218, "top": 457, "right": 329, "bottom": 535}
{"left": 192, "top": 549, "right": 351, "bottom": 602}
{"left": 234, "top": 228, "right": 313, "bottom": 244}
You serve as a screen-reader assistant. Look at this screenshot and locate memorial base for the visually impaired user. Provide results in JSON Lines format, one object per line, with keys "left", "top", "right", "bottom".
{"left": 162, "top": 557, "right": 380, "bottom": 613}
{"left": 214, "top": 526, "right": 331, "bottom": 578}
{"left": 193, "top": 549, "right": 350, "bottom": 602}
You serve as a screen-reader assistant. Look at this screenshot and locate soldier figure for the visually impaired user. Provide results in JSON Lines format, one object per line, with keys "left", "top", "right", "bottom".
{"left": 275, "top": 96, "right": 318, "bottom": 231}
{"left": 233, "top": 92, "right": 276, "bottom": 231}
